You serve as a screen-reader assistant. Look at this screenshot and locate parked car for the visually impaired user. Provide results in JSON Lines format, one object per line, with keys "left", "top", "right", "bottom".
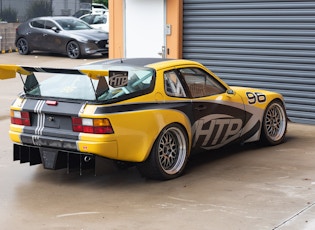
{"left": 0, "top": 58, "right": 287, "bottom": 180}
{"left": 91, "top": 3, "right": 108, "bottom": 14}
{"left": 80, "top": 13, "right": 109, "bottom": 32}
{"left": 73, "top": 9, "right": 92, "bottom": 18}
{"left": 73, "top": 3, "right": 108, "bottom": 17}
{"left": 15, "top": 16, "right": 108, "bottom": 59}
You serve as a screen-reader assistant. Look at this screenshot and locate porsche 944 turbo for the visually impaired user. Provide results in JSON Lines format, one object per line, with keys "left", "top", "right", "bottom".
{"left": 0, "top": 58, "right": 287, "bottom": 180}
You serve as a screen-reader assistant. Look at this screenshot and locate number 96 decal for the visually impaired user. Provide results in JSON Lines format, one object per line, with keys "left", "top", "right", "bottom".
{"left": 246, "top": 92, "right": 266, "bottom": 104}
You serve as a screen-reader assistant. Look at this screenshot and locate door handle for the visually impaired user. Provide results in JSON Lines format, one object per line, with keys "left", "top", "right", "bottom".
{"left": 194, "top": 105, "right": 207, "bottom": 111}
{"left": 158, "top": 46, "right": 166, "bottom": 58}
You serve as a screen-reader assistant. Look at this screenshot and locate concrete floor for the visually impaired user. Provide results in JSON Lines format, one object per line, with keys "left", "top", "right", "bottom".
{"left": 0, "top": 53, "right": 315, "bottom": 230}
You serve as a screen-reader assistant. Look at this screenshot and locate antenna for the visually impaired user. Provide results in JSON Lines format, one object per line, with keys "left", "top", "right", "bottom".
{"left": 119, "top": 46, "right": 123, "bottom": 63}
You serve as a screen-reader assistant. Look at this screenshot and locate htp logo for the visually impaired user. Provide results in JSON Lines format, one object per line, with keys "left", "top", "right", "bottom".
{"left": 192, "top": 114, "right": 243, "bottom": 149}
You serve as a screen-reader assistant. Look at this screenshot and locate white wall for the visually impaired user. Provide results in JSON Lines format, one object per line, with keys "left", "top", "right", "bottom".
{"left": 52, "top": 0, "right": 81, "bottom": 16}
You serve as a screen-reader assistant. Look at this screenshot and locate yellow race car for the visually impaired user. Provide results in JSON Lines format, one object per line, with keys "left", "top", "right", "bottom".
{"left": 0, "top": 58, "right": 287, "bottom": 180}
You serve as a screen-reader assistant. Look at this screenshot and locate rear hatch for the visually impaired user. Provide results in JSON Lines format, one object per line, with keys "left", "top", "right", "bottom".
{"left": 1, "top": 64, "right": 155, "bottom": 172}
{"left": 3, "top": 64, "right": 155, "bottom": 150}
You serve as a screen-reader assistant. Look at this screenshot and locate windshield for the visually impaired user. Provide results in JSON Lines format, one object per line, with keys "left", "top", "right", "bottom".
{"left": 56, "top": 18, "right": 92, "bottom": 30}
{"left": 24, "top": 65, "right": 155, "bottom": 103}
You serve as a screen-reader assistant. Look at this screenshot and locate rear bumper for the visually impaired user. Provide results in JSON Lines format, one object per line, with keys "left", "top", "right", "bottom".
{"left": 10, "top": 131, "right": 118, "bottom": 159}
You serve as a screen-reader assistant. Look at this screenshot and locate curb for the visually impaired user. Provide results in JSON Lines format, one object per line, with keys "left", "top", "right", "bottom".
{"left": 1, "top": 48, "right": 18, "bottom": 54}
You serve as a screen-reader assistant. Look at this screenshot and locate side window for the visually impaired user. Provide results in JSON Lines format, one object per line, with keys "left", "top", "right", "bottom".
{"left": 45, "top": 21, "right": 57, "bottom": 30}
{"left": 164, "top": 71, "right": 186, "bottom": 97}
{"left": 30, "top": 20, "right": 45, "bottom": 29}
{"left": 93, "top": 15, "right": 107, "bottom": 24}
{"left": 81, "top": 15, "right": 92, "bottom": 24}
{"left": 179, "top": 68, "right": 226, "bottom": 98}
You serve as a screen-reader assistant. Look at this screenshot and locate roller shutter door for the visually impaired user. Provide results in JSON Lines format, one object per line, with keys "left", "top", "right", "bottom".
{"left": 183, "top": 0, "right": 315, "bottom": 125}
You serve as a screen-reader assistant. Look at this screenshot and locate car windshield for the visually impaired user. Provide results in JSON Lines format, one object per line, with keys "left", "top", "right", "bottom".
{"left": 55, "top": 18, "right": 92, "bottom": 30}
{"left": 24, "top": 65, "right": 155, "bottom": 103}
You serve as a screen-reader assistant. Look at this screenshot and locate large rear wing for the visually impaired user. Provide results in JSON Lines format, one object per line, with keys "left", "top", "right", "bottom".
{"left": 0, "top": 64, "right": 109, "bottom": 80}
{"left": 0, "top": 65, "right": 134, "bottom": 101}
{"left": 0, "top": 65, "right": 115, "bottom": 100}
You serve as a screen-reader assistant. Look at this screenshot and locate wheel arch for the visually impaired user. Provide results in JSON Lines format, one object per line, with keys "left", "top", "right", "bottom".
{"left": 260, "top": 97, "right": 288, "bottom": 122}
{"left": 147, "top": 121, "right": 191, "bottom": 160}
{"left": 66, "top": 39, "right": 77, "bottom": 46}
{"left": 143, "top": 112, "right": 192, "bottom": 162}
{"left": 15, "top": 36, "right": 27, "bottom": 46}
{"left": 111, "top": 108, "right": 192, "bottom": 163}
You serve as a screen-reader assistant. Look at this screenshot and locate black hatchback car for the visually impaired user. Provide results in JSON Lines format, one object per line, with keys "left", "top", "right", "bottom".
{"left": 15, "top": 16, "right": 109, "bottom": 59}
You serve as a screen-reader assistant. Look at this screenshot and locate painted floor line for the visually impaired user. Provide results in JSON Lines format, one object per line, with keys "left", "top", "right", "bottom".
{"left": 272, "top": 202, "right": 315, "bottom": 229}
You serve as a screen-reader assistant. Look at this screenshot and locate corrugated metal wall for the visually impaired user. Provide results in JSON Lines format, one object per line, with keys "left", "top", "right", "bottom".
{"left": 182, "top": 0, "right": 315, "bottom": 125}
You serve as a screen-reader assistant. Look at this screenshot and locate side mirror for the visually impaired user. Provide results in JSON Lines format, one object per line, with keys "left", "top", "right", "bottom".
{"left": 51, "top": 26, "right": 59, "bottom": 32}
{"left": 226, "top": 89, "right": 235, "bottom": 96}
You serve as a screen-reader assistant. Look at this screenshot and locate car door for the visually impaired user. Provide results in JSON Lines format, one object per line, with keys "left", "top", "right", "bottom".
{"left": 28, "top": 19, "right": 46, "bottom": 50}
{"left": 43, "top": 20, "right": 65, "bottom": 52}
{"left": 178, "top": 67, "right": 247, "bottom": 152}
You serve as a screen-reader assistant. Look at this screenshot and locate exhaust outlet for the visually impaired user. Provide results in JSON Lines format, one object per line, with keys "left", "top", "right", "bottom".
{"left": 84, "top": 156, "right": 91, "bottom": 162}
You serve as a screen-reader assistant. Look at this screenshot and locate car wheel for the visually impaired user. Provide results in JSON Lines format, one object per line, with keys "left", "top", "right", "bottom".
{"left": 137, "top": 124, "right": 189, "bottom": 180}
{"left": 261, "top": 100, "right": 287, "bottom": 145}
{"left": 16, "top": 38, "right": 30, "bottom": 55}
{"left": 66, "top": 41, "right": 81, "bottom": 59}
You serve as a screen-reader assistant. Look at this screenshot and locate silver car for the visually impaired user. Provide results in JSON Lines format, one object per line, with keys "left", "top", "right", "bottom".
{"left": 15, "top": 16, "right": 109, "bottom": 59}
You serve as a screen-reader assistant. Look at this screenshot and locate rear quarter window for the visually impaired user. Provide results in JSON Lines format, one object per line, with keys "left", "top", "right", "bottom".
{"left": 30, "top": 20, "right": 45, "bottom": 28}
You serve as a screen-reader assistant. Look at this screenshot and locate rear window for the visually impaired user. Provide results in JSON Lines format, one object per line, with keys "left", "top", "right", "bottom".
{"left": 24, "top": 65, "right": 155, "bottom": 103}
{"left": 30, "top": 20, "right": 45, "bottom": 28}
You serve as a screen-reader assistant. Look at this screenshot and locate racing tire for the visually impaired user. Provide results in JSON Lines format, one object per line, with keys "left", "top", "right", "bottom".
{"left": 261, "top": 100, "right": 287, "bottom": 145}
{"left": 16, "top": 38, "right": 30, "bottom": 55}
{"left": 137, "top": 124, "right": 189, "bottom": 180}
{"left": 66, "top": 41, "right": 81, "bottom": 59}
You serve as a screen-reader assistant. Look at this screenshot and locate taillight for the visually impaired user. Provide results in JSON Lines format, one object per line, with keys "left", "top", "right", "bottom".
{"left": 10, "top": 110, "right": 31, "bottom": 126}
{"left": 72, "top": 117, "right": 114, "bottom": 134}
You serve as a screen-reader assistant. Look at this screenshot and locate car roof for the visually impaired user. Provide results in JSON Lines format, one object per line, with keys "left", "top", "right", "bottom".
{"left": 29, "top": 16, "right": 79, "bottom": 21}
{"left": 85, "top": 13, "right": 106, "bottom": 16}
{"left": 80, "top": 13, "right": 107, "bottom": 18}
{"left": 93, "top": 58, "right": 202, "bottom": 69}
{"left": 100, "top": 58, "right": 169, "bottom": 66}
{"left": 92, "top": 3, "right": 108, "bottom": 9}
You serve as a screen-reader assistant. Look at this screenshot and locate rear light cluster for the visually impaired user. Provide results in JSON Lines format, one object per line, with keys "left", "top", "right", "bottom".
{"left": 72, "top": 117, "right": 114, "bottom": 134}
{"left": 10, "top": 110, "right": 31, "bottom": 126}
